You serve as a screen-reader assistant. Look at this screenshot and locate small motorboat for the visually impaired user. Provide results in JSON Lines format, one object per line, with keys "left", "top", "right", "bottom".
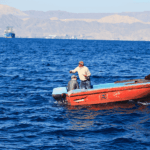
{"left": 52, "top": 79, "right": 150, "bottom": 106}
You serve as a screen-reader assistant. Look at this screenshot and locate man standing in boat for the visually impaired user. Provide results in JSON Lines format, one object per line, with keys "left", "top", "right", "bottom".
{"left": 69, "top": 61, "right": 91, "bottom": 89}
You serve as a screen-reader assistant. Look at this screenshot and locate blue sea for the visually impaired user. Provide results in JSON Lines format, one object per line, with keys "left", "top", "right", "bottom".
{"left": 0, "top": 38, "right": 150, "bottom": 150}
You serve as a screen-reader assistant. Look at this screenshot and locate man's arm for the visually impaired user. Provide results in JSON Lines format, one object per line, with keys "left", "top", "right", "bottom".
{"left": 76, "top": 81, "right": 79, "bottom": 89}
{"left": 70, "top": 67, "right": 78, "bottom": 73}
{"left": 86, "top": 67, "right": 91, "bottom": 77}
{"left": 83, "top": 67, "right": 91, "bottom": 79}
{"left": 67, "top": 81, "right": 70, "bottom": 91}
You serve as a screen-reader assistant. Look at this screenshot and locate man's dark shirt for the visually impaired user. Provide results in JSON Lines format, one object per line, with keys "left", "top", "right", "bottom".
{"left": 67, "top": 79, "right": 79, "bottom": 91}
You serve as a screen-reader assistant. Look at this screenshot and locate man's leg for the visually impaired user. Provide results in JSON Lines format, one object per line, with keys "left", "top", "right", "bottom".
{"left": 80, "top": 81, "right": 86, "bottom": 89}
{"left": 85, "top": 80, "right": 91, "bottom": 89}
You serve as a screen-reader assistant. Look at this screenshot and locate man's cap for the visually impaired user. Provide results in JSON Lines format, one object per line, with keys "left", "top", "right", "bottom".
{"left": 71, "top": 75, "right": 77, "bottom": 78}
{"left": 79, "top": 61, "right": 84, "bottom": 65}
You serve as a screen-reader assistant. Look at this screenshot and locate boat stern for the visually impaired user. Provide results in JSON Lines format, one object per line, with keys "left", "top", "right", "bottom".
{"left": 52, "top": 87, "right": 67, "bottom": 101}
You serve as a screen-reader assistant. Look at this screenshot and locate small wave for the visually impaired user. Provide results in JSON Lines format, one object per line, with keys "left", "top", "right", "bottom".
{"left": 11, "top": 75, "right": 20, "bottom": 80}
{"left": 111, "top": 137, "right": 138, "bottom": 145}
{"left": 90, "top": 127, "right": 126, "bottom": 135}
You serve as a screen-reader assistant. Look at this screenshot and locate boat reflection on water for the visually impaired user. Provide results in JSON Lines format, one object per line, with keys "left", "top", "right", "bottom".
{"left": 63, "top": 99, "right": 150, "bottom": 130}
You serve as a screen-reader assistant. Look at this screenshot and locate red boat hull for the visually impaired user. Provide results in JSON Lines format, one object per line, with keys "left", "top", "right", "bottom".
{"left": 66, "top": 83, "right": 150, "bottom": 106}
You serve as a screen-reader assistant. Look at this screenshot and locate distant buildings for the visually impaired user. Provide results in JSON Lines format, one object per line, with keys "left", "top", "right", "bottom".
{"left": 45, "top": 35, "right": 57, "bottom": 39}
{"left": 45, "top": 34, "right": 92, "bottom": 39}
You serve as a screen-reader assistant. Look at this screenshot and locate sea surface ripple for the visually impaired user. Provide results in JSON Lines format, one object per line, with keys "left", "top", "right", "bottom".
{"left": 0, "top": 38, "right": 150, "bottom": 150}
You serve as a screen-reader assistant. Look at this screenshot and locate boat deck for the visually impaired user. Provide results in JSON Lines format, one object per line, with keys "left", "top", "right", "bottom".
{"left": 52, "top": 79, "right": 150, "bottom": 95}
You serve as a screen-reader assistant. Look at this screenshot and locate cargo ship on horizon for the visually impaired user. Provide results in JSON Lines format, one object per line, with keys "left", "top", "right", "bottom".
{"left": 4, "top": 27, "right": 15, "bottom": 38}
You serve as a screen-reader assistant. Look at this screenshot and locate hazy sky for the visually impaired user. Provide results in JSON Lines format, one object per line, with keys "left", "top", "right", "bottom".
{"left": 0, "top": 0, "right": 150, "bottom": 13}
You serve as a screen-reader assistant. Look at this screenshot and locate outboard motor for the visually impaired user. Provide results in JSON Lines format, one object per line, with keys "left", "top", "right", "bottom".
{"left": 52, "top": 87, "right": 67, "bottom": 102}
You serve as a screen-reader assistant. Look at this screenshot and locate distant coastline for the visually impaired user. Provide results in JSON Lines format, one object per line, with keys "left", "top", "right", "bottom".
{"left": 1, "top": 4, "right": 150, "bottom": 41}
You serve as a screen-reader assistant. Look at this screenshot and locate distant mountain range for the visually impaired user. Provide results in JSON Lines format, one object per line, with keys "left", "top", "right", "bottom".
{"left": 1, "top": 4, "right": 150, "bottom": 40}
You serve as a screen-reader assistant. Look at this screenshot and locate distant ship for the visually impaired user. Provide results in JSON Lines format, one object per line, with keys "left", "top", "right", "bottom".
{"left": 4, "top": 27, "right": 15, "bottom": 38}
